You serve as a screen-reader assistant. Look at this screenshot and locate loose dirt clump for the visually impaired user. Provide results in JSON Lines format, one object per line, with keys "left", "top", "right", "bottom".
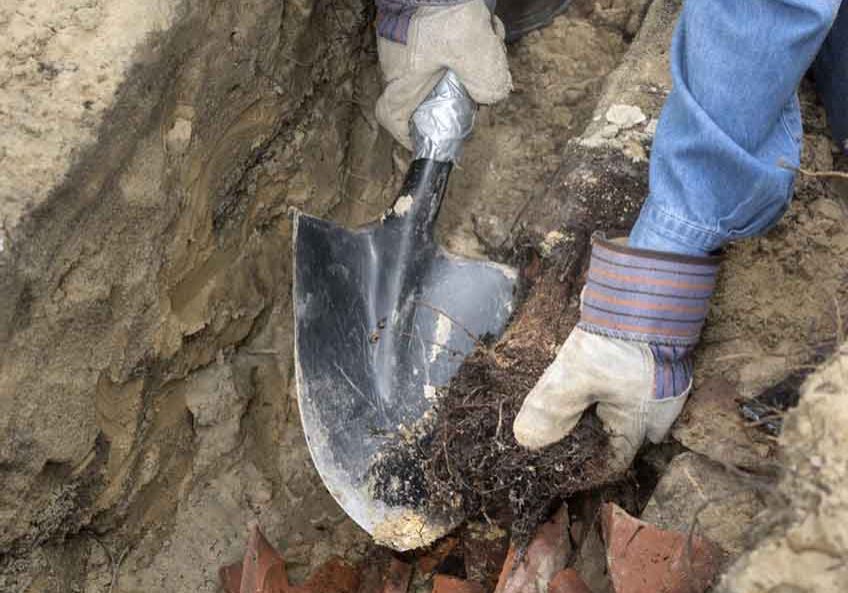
{"left": 371, "top": 235, "right": 614, "bottom": 546}
{"left": 426, "top": 243, "right": 611, "bottom": 543}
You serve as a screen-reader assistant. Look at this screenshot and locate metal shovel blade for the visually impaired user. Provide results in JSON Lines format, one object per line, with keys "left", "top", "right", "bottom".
{"left": 292, "top": 159, "right": 516, "bottom": 550}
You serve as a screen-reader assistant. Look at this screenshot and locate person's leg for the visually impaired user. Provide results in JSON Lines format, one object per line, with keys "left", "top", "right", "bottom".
{"left": 631, "top": 0, "right": 842, "bottom": 256}
{"left": 814, "top": 2, "right": 848, "bottom": 153}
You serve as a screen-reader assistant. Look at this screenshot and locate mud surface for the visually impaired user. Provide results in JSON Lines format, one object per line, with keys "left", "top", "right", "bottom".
{"left": 1, "top": 0, "right": 379, "bottom": 590}
{"left": 0, "top": 0, "right": 181, "bottom": 236}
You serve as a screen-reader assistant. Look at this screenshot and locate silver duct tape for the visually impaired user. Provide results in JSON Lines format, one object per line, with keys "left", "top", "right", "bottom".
{"left": 411, "top": 70, "right": 476, "bottom": 163}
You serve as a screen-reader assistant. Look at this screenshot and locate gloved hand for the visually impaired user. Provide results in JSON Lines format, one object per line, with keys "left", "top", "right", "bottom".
{"left": 513, "top": 236, "right": 721, "bottom": 469}
{"left": 375, "top": 0, "right": 512, "bottom": 151}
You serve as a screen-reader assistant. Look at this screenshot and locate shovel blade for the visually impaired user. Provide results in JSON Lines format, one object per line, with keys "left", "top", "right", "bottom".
{"left": 292, "top": 167, "right": 516, "bottom": 549}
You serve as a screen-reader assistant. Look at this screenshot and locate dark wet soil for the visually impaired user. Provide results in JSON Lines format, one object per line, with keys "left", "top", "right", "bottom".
{"left": 421, "top": 242, "right": 610, "bottom": 543}
{"left": 371, "top": 147, "right": 650, "bottom": 544}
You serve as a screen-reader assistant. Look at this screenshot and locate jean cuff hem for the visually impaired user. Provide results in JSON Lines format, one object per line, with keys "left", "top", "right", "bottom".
{"left": 633, "top": 202, "right": 726, "bottom": 254}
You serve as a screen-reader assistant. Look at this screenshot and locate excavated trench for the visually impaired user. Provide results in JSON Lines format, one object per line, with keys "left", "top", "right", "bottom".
{"left": 2, "top": 0, "right": 848, "bottom": 592}
{"left": 0, "top": 0, "right": 640, "bottom": 590}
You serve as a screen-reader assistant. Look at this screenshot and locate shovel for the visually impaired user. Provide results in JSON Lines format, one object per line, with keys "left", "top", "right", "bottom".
{"left": 291, "top": 71, "right": 517, "bottom": 551}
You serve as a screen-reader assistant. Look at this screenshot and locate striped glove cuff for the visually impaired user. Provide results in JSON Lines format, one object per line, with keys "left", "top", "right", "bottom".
{"left": 578, "top": 235, "right": 721, "bottom": 348}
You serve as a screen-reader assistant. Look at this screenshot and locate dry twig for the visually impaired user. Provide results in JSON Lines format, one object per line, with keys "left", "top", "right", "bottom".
{"left": 778, "top": 160, "right": 848, "bottom": 180}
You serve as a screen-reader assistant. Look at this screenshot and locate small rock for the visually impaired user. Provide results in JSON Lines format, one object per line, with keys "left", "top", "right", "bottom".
{"left": 539, "top": 230, "right": 566, "bottom": 257}
{"left": 600, "top": 124, "right": 620, "bottom": 139}
{"left": 495, "top": 506, "right": 571, "bottom": 593}
{"left": 579, "top": 132, "right": 614, "bottom": 149}
{"left": 810, "top": 198, "right": 845, "bottom": 222}
{"left": 641, "top": 452, "right": 768, "bottom": 558}
{"left": 672, "top": 378, "right": 775, "bottom": 470}
{"left": 185, "top": 363, "right": 242, "bottom": 427}
{"left": 562, "top": 88, "right": 586, "bottom": 105}
{"left": 645, "top": 118, "right": 658, "bottom": 136}
{"left": 548, "top": 569, "right": 592, "bottom": 593}
{"left": 601, "top": 503, "right": 721, "bottom": 593}
{"left": 621, "top": 138, "right": 647, "bottom": 163}
{"left": 571, "top": 523, "right": 611, "bottom": 593}
{"left": 165, "top": 117, "right": 193, "bottom": 155}
{"left": 605, "top": 104, "right": 647, "bottom": 129}
{"left": 432, "top": 575, "right": 485, "bottom": 593}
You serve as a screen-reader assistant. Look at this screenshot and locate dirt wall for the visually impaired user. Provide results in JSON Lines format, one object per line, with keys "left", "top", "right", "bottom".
{"left": 1, "top": 0, "right": 380, "bottom": 589}
{"left": 719, "top": 343, "right": 848, "bottom": 593}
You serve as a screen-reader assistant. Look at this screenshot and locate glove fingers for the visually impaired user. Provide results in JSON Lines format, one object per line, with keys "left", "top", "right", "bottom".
{"left": 513, "top": 384, "right": 589, "bottom": 451}
{"left": 441, "top": 17, "right": 511, "bottom": 104}
{"left": 595, "top": 401, "right": 643, "bottom": 473}
{"left": 448, "top": 47, "right": 511, "bottom": 106}
{"left": 415, "top": 1, "right": 512, "bottom": 105}
{"left": 596, "top": 380, "right": 691, "bottom": 472}
{"left": 644, "top": 383, "right": 691, "bottom": 444}
{"left": 375, "top": 69, "right": 444, "bottom": 151}
{"left": 513, "top": 332, "right": 600, "bottom": 450}
{"left": 375, "top": 1, "right": 512, "bottom": 148}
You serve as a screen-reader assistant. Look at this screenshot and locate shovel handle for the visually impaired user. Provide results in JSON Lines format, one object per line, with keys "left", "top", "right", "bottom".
{"left": 411, "top": 70, "right": 475, "bottom": 163}
{"left": 385, "top": 70, "right": 475, "bottom": 235}
{"left": 386, "top": 159, "right": 453, "bottom": 235}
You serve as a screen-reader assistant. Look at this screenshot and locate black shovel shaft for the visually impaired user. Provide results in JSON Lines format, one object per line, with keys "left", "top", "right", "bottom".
{"left": 386, "top": 159, "right": 453, "bottom": 238}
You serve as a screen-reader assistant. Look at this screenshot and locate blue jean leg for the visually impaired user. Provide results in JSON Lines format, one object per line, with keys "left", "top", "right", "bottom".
{"left": 630, "top": 0, "right": 842, "bottom": 256}
{"left": 815, "top": 2, "right": 848, "bottom": 152}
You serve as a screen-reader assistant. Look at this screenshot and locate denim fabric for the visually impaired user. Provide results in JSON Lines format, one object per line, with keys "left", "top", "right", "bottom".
{"left": 816, "top": 3, "right": 848, "bottom": 151}
{"left": 631, "top": 0, "right": 846, "bottom": 256}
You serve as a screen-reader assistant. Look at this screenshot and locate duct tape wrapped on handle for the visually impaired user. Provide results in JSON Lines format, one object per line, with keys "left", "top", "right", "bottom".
{"left": 411, "top": 70, "right": 476, "bottom": 163}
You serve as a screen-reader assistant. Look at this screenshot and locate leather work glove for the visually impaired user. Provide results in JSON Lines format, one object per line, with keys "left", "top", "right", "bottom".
{"left": 375, "top": 0, "right": 512, "bottom": 150}
{"left": 513, "top": 236, "right": 721, "bottom": 470}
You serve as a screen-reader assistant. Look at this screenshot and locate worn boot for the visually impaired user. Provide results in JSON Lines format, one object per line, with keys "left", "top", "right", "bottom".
{"left": 496, "top": 0, "right": 574, "bottom": 43}
{"left": 513, "top": 235, "right": 721, "bottom": 468}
